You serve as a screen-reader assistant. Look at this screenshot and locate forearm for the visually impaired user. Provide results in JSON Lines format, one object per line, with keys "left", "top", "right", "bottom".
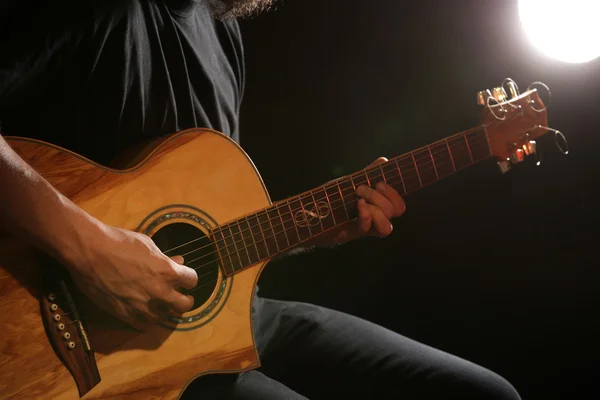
{"left": 0, "top": 135, "right": 98, "bottom": 266}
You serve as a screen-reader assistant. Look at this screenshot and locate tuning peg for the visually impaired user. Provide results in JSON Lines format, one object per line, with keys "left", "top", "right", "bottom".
{"left": 522, "top": 140, "right": 537, "bottom": 156}
{"left": 497, "top": 159, "right": 511, "bottom": 174}
{"left": 510, "top": 148, "right": 525, "bottom": 164}
{"left": 477, "top": 89, "right": 492, "bottom": 105}
{"left": 506, "top": 80, "right": 519, "bottom": 99}
{"left": 491, "top": 87, "right": 507, "bottom": 103}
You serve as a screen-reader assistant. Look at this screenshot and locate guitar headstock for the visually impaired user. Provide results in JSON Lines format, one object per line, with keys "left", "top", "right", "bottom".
{"left": 478, "top": 79, "right": 554, "bottom": 173}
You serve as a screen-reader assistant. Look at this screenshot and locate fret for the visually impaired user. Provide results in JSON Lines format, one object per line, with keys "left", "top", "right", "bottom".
{"left": 332, "top": 181, "right": 351, "bottom": 221}
{"left": 429, "top": 141, "right": 455, "bottom": 179}
{"left": 212, "top": 228, "right": 235, "bottom": 275}
{"left": 221, "top": 226, "right": 243, "bottom": 273}
{"left": 397, "top": 154, "right": 421, "bottom": 193}
{"left": 267, "top": 206, "right": 289, "bottom": 251}
{"left": 275, "top": 205, "right": 292, "bottom": 249}
{"left": 336, "top": 178, "right": 358, "bottom": 219}
{"left": 466, "top": 130, "right": 491, "bottom": 162}
{"left": 321, "top": 185, "right": 338, "bottom": 225}
{"left": 446, "top": 135, "right": 472, "bottom": 170}
{"left": 265, "top": 209, "right": 282, "bottom": 253}
{"left": 249, "top": 212, "right": 270, "bottom": 260}
{"left": 298, "top": 194, "right": 314, "bottom": 237}
{"left": 444, "top": 138, "right": 456, "bottom": 171}
{"left": 393, "top": 158, "right": 407, "bottom": 195}
{"left": 349, "top": 175, "right": 357, "bottom": 191}
{"left": 309, "top": 190, "right": 326, "bottom": 232}
{"left": 311, "top": 187, "right": 337, "bottom": 231}
{"left": 378, "top": 164, "right": 388, "bottom": 183}
{"left": 287, "top": 196, "right": 313, "bottom": 242}
{"left": 380, "top": 161, "right": 402, "bottom": 191}
{"left": 410, "top": 152, "right": 423, "bottom": 187}
{"left": 284, "top": 199, "right": 302, "bottom": 246}
{"left": 463, "top": 134, "right": 474, "bottom": 163}
{"left": 298, "top": 192, "right": 327, "bottom": 237}
{"left": 360, "top": 170, "right": 370, "bottom": 187}
{"left": 427, "top": 145, "right": 439, "bottom": 180}
{"left": 237, "top": 217, "right": 260, "bottom": 266}
{"left": 366, "top": 166, "right": 384, "bottom": 187}
{"left": 257, "top": 211, "right": 279, "bottom": 256}
{"left": 482, "top": 128, "right": 493, "bottom": 157}
{"left": 323, "top": 184, "right": 344, "bottom": 225}
{"left": 230, "top": 221, "right": 251, "bottom": 268}
{"left": 412, "top": 148, "right": 437, "bottom": 187}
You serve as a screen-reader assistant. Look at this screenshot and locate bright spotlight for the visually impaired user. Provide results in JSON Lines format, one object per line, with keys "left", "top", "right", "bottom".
{"left": 519, "top": 0, "right": 600, "bottom": 63}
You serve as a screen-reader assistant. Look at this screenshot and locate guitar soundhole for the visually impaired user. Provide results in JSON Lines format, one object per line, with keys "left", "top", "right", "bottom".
{"left": 151, "top": 222, "right": 219, "bottom": 310}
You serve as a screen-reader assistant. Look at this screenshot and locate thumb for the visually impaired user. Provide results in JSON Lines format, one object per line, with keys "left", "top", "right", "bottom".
{"left": 368, "top": 157, "right": 388, "bottom": 167}
{"left": 170, "top": 255, "right": 184, "bottom": 265}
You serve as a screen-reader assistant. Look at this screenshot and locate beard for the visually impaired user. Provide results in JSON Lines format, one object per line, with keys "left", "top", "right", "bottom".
{"left": 206, "top": 0, "right": 276, "bottom": 19}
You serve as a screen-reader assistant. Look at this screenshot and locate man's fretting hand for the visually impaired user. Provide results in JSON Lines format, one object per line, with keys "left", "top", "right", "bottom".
{"left": 311, "top": 157, "right": 406, "bottom": 247}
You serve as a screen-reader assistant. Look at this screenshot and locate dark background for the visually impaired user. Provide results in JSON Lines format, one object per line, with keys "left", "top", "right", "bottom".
{"left": 237, "top": 1, "right": 600, "bottom": 399}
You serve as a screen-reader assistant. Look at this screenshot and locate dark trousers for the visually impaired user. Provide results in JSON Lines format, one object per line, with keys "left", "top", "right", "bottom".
{"left": 182, "top": 296, "right": 521, "bottom": 399}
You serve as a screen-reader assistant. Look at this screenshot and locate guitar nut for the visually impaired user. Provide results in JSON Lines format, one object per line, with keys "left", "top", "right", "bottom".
{"left": 53, "top": 314, "right": 61, "bottom": 321}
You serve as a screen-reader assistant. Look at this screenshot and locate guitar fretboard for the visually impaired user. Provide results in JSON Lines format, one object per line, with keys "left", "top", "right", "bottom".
{"left": 212, "top": 127, "right": 491, "bottom": 275}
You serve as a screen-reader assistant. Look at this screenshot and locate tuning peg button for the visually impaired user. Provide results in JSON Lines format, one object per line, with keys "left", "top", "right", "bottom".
{"left": 477, "top": 89, "right": 492, "bottom": 105}
{"left": 510, "top": 149, "right": 525, "bottom": 164}
{"left": 492, "top": 87, "right": 508, "bottom": 103}
{"left": 523, "top": 140, "right": 537, "bottom": 155}
{"left": 497, "top": 160, "right": 511, "bottom": 174}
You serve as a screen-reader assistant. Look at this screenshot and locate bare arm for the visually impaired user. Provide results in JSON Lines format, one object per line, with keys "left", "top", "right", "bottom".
{"left": 0, "top": 134, "right": 198, "bottom": 330}
{"left": 0, "top": 135, "right": 94, "bottom": 264}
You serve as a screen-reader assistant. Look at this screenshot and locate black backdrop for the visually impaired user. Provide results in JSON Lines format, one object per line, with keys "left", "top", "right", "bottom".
{"left": 237, "top": 1, "right": 600, "bottom": 399}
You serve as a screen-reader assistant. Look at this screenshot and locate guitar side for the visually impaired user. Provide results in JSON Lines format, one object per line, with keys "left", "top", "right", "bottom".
{"left": 0, "top": 128, "right": 272, "bottom": 399}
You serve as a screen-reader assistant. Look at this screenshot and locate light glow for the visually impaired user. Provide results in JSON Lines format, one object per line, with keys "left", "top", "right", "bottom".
{"left": 519, "top": 0, "right": 600, "bottom": 63}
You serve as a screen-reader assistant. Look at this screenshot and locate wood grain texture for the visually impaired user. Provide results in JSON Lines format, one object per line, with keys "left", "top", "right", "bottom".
{"left": 0, "top": 128, "right": 272, "bottom": 399}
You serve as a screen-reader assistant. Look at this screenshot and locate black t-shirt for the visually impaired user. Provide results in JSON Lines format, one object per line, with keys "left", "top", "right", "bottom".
{"left": 0, "top": 0, "right": 244, "bottom": 165}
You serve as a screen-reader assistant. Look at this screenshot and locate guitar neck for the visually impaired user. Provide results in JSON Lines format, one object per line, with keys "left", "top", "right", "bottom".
{"left": 212, "top": 126, "right": 492, "bottom": 275}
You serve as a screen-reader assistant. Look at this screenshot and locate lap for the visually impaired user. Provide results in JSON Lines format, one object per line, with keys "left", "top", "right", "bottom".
{"left": 183, "top": 296, "right": 521, "bottom": 400}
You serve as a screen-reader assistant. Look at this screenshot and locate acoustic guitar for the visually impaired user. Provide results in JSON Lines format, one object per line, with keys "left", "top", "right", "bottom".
{"left": 0, "top": 81, "right": 553, "bottom": 399}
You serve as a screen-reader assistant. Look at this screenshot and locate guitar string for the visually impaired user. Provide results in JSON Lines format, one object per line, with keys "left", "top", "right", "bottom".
{"left": 45, "top": 134, "right": 489, "bottom": 302}
{"left": 177, "top": 139, "right": 493, "bottom": 289}
{"left": 160, "top": 130, "right": 489, "bottom": 260}
{"left": 162, "top": 127, "right": 485, "bottom": 256}
{"left": 178, "top": 142, "right": 491, "bottom": 298}
{"left": 168, "top": 134, "right": 490, "bottom": 271}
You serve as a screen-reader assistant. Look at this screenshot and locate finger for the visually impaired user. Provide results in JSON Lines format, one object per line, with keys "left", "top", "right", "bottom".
{"left": 129, "top": 311, "right": 158, "bottom": 332}
{"left": 367, "top": 157, "right": 388, "bottom": 167}
{"left": 356, "top": 185, "right": 395, "bottom": 219}
{"left": 170, "top": 255, "right": 184, "bottom": 265}
{"left": 162, "top": 290, "right": 195, "bottom": 314}
{"left": 357, "top": 198, "right": 372, "bottom": 233}
{"left": 171, "top": 261, "right": 198, "bottom": 290}
{"left": 148, "top": 298, "right": 176, "bottom": 318}
{"left": 366, "top": 204, "right": 394, "bottom": 236}
{"left": 375, "top": 182, "right": 406, "bottom": 217}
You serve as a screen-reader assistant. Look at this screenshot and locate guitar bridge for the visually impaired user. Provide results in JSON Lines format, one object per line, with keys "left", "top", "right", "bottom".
{"left": 41, "top": 269, "right": 100, "bottom": 397}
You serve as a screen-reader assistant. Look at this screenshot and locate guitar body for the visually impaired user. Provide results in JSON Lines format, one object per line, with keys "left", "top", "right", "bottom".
{"left": 0, "top": 128, "right": 272, "bottom": 399}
